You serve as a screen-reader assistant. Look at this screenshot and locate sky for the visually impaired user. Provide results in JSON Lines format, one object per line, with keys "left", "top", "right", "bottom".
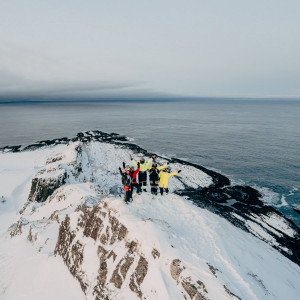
{"left": 0, "top": 0, "right": 300, "bottom": 101}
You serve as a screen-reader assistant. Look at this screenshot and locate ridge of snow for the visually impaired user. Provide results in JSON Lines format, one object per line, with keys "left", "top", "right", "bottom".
{"left": 0, "top": 135, "right": 299, "bottom": 300}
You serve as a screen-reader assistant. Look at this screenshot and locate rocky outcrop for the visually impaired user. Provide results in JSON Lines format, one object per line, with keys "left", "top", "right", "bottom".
{"left": 55, "top": 203, "right": 150, "bottom": 299}
{"left": 170, "top": 259, "right": 209, "bottom": 300}
{"left": 55, "top": 202, "right": 221, "bottom": 300}
{"left": 223, "top": 285, "right": 241, "bottom": 300}
{"left": 129, "top": 256, "right": 148, "bottom": 298}
{"left": 151, "top": 248, "right": 160, "bottom": 259}
{"left": 207, "top": 264, "right": 218, "bottom": 278}
{"left": 28, "top": 175, "right": 67, "bottom": 202}
{"left": 9, "top": 220, "right": 23, "bottom": 238}
{"left": 27, "top": 143, "right": 81, "bottom": 203}
{"left": 3, "top": 130, "right": 300, "bottom": 267}
{"left": 0, "top": 131, "right": 127, "bottom": 153}
{"left": 177, "top": 184, "right": 300, "bottom": 266}
{"left": 54, "top": 215, "right": 88, "bottom": 292}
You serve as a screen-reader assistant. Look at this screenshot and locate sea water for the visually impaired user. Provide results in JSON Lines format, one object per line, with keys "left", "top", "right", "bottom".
{"left": 0, "top": 100, "right": 299, "bottom": 225}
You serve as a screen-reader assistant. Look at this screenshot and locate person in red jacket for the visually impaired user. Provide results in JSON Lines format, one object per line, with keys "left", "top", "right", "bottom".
{"left": 122, "top": 162, "right": 141, "bottom": 199}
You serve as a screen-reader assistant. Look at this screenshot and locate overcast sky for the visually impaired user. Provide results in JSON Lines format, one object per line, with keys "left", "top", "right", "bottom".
{"left": 1, "top": 0, "right": 300, "bottom": 100}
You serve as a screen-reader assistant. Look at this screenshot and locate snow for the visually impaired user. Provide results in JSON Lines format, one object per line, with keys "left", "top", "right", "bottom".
{"left": 261, "top": 213, "right": 296, "bottom": 237}
{"left": 107, "top": 194, "right": 300, "bottom": 300}
{"left": 0, "top": 236, "right": 84, "bottom": 300}
{"left": 0, "top": 147, "right": 64, "bottom": 231}
{"left": 0, "top": 140, "right": 300, "bottom": 300}
{"left": 82, "top": 239, "right": 100, "bottom": 282}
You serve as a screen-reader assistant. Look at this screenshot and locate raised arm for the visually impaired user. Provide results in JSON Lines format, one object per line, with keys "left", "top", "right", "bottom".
{"left": 119, "top": 167, "right": 124, "bottom": 176}
{"left": 133, "top": 168, "right": 140, "bottom": 177}
{"left": 130, "top": 155, "right": 138, "bottom": 168}
{"left": 146, "top": 158, "right": 153, "bottom": 168}
{"left": 170, "top": 170, "right": 181, "bottom": 176}
{"left": 133, "top": 162, "right": 140, "bottom": 176}
{"left": 157, "top": 163, "right": 168, "bottom": 170}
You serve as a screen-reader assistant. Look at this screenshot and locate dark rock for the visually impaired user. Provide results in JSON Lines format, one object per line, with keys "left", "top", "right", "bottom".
{"left": 223, "top": 285, "right": 241, "bottom": 300}
{"left": 0, "top": 145, "right": 22, "bottom": 152}
{"left": 23, "top": 143, "right": 45, "bottom": 151}
{"left": 207, "top": 263, "right": 218, "bottom": 278}
{"left": 294, "top": 208, "right": 300, "bottom": 215}
{"left": 176, "top": 184, "right": 300, "bottom": 266}
{"left": 28, "top": 173, "right": 67, "bottom": 202}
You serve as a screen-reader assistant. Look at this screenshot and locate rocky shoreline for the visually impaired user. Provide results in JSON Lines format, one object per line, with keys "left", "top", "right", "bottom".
{"left": 1, "top": 130, "right": 299, "bottom": 266}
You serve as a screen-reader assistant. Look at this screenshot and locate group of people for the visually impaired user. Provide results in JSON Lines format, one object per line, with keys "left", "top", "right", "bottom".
{"left": 118, "top": 154, "right": 181, "bottom": 203}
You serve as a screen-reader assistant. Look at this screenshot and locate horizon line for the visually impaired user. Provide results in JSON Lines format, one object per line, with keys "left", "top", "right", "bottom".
{"left": 1, "top": 96, "right": 300, "bottom": 104}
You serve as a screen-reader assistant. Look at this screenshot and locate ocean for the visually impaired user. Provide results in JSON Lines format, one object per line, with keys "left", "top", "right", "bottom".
{"left": 0, "top": 100, "right": 299, "bottom": 226}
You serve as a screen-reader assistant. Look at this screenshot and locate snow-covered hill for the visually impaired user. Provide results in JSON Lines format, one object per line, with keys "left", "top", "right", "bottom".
{"left": 0, "top": 131, "right": 299, "bottom": 300}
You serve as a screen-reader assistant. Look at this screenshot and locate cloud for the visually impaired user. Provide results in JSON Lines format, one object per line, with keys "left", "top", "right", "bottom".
{"left": 0, "top": 70, "right": 177, "bottom": 102}
{"left": 1, "top": 1, "right": 300, "bottom": 99}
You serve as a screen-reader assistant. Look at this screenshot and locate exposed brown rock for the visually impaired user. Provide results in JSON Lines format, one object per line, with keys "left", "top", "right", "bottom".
{"left": 49, "top": 191, "right": 66, "bottom": 203}
{"left": 49, "top": 211, "right": 60, "bottom": 223}
{"left": 55, "top": 215, "right": 87, "bottom": 292}
{"left": 98, "top": 260, "right": 108, "bottom": 286}
{"left": 69, "top": 240, "right": 84, "bottom": 275}
{"left": 152, "top": 248, "right": 160, "bottom": 259}
{"left": 76, "top": 204, "right": 90, "bottom": 226}
{"left": 109, "top": 215, "right": 128, "bottom": 244}
{"left": 19, "top": 202, "right": 30, "bottom": 215}
{"left": 27, "top": 226, "right": 33, "bottom": 242}
{"left": 171, "top": 260, "right": 208, "bottom": 300}
{"left": 110, "top": 256, "right": 135, "bottom": 288}
{"left": 95, "top": 246, "right": 109, "bottom": 289}
{"left": 100, "top": 233, "right": 108, "bottom": 244}
{"left": 107, "top": 250, "right": 117, "bottom": 262}
{"left": 181, "top": 280, "right": 207, "bottom": 300}
{"left": 94, "top": 286, "right": 110, "bottom": 300}
{"left": 10, "top": 220, "right": 22, "bottom": 238}
{"left": 197, "top": 280, "right": 208, "bottom": 293}
{"left": 126, "top": 241, "right": 138, "bottom": 254}
{"left": 170, "top": 259, "right": 184, "bottom": 281}
{"left": 97, "top": 245, "right": 108, "bottom": 258}
{"left": 54, "top": 215, "right": 76, "bottom": 258}
{"left": 55, "top": 203, "right": 148, "bottom": 299}
{"left": 129, "top": 256, "right": 148, "bottom": 299}
{"left": 84, "top": 215, "right": 103, "bottom": 241}
{"left": 46, "top": 154, "right": 64, "bottom": 164}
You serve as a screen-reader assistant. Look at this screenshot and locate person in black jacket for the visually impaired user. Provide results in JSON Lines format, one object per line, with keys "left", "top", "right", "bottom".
{"left": 122, "top": 161, "right": 141, "bottom": 198}
{"left": 148, "top": 162, "right": 168, "bottom": 195}
{"left": 119, "top": 167, "right": 132, "bottom": 203}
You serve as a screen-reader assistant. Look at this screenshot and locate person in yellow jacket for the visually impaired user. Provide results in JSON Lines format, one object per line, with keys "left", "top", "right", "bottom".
{"left": 130, "top": 154, "right": 156, "bottom": 192}
{"left": 159, "top": 167, "right": 181, "bottom": 195}
{"left": 148, "top": 162, "right": 169, "bottom": 195}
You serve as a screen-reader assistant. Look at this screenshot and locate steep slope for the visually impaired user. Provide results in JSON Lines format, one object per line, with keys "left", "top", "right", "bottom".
{"left": 0, "top": 131, "right": 299, "bottom": 300}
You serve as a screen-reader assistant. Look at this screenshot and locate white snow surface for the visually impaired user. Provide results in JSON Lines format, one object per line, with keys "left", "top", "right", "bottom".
{"left": 0, "top": 141, "right": 299, "bottom": 300}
